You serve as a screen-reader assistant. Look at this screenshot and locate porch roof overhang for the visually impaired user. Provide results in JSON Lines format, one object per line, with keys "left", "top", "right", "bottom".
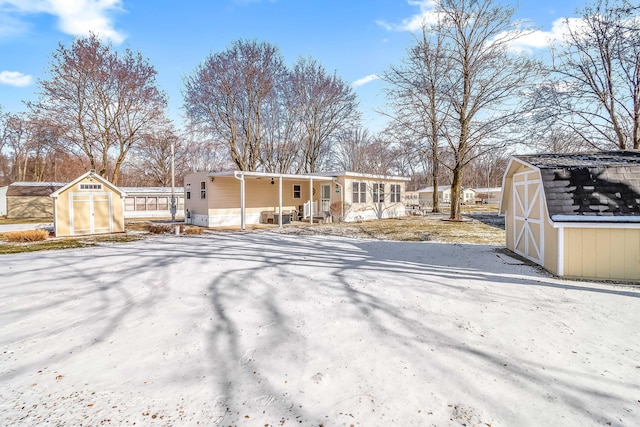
{"left": 207, "top": 171, "right": 334, "bottom": 181}
{"left": 208, "top": 171, "right": 335, "bottom": 231}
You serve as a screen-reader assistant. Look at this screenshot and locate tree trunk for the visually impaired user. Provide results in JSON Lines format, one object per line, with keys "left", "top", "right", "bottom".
{"left": 449, "top": 162, "right": 464, "bottom": 220}
{"left": 431, "top": 146, "right": 440, "bottom": 213}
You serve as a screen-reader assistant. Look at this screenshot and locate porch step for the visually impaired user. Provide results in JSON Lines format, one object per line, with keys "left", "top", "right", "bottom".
{"left": 299, "top": 215, "right": 330, "bottom": 224}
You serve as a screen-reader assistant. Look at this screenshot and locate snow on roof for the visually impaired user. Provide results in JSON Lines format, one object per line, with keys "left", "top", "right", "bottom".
{"left": 10, "top": 181, "right": 67, "bottom": 187}
{"left": 551, "top": 215, "right": 640, "bottom": 223}
{"left": 120, "top": 187, "right": 184, "bottom": 194}
{"left": 474, "top": 187, "right": 502, "bottom": 193}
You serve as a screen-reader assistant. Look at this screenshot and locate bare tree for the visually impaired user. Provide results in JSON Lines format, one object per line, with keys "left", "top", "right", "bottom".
{"left": 383, "top": 24, "right": 452, "bottom": 212}
{"left": 124, "top": 119, "right": 185, "bottom": 186}
{"left": 290, "top": 57, "right": 360, "bottom": 173}
{"left": 181, "top": 123, "right": 235, "bottom": 173}
{"left": 413, "top": 0, "right": 540, "bottom": 220}
{"left": 333, "top": 127, "right": 373, "bottom": 172}
{"left": 261, "top": 78, "right": 303, "bottom": 173}
{"left": 29, "top": 33, "right": 168, "bottom": 184}
{"left": 0, "top": 106, "right": 9, "bottom": 156}
{"left": 183, "top": 39, "right": 286, "bottom": 171}
{"left": 544, "top": 0, "right": 640, "bottom": 149}
{"left": 332, "top": 128, "right": 398, "bottom": 175}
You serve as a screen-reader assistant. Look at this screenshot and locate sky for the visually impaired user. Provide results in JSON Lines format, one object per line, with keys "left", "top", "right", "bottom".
{"left": 0, "top": 0, "right": 590, "bottom": 133}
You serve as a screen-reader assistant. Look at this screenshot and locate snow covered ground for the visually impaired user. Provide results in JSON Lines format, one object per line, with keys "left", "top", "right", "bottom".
{"left": 1, "top": 232, "right": 639, "bottom": 426}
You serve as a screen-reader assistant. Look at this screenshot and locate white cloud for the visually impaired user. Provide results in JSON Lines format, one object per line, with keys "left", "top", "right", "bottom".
{"left": 0, "top": 70, "right": 32, "bottom": 86}
{"left": 376, "top": 0, "right": 438, "bottom": 32}
{"left": 0, "top": 0, "right": 125, "bottom": 43}
{"left": 353, "top": 74, "right": 380, "bottom": 88}
{"left": 501, "top": 17, "right": 587, "bottom": 53}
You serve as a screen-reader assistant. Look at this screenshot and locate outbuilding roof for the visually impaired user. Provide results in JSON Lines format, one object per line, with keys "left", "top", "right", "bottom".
{"left": 513, "top": 151, "right": 640, "bottom": 220}
{"left": 7, "top": 182, "right": 66, "bottom": 196}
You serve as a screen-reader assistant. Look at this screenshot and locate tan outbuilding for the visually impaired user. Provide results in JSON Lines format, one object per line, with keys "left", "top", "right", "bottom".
{"left": 500, "top": 152, "right": 640, "bottom": 281}
{"left": 5, "top": 182, "right": 65, "bottom": 219}
{"left": 50, "top": 171, "right": 127, "bottom": 237}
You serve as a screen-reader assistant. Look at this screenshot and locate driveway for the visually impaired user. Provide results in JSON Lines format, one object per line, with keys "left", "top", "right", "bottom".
{"left": 1, "top": 233, "right": 638, "bottom": 426}
{"left": 0, "top": 222, "right": 53, "bottom": 233}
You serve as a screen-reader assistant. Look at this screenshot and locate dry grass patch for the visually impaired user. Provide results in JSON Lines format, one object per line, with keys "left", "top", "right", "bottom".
{"left": 3, "top": 229, "right": 49, "bottom": 242}
{"left": 0, "top": 234, "right": 145, "bottom": 255}
{"left": 183, "top": 225, "right": 203, "bottom": 235}
{"left": 147, "top": 224, "right": 174, "bottom": 234}
{"left": 273, "top": 214, "right": 505, "bottom": 244}
{"left": 145, "top": 223, "right": 203, "bottom": 235}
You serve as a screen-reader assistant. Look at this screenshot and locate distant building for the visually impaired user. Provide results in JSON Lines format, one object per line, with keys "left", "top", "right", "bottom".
{"left": 473, "top": 187, "right": 502, "bottom": 204}
{"left": 6, "top": 182, "right": 66, "bottom": 218}
{"left": 417, "top": 185, "right": 476, "bottom": 206}
{"left": 120, "top": 187, "right": 185, "bottom": 218}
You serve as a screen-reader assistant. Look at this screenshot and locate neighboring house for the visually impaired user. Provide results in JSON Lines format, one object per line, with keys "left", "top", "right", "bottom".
{"left": 417, "top": 185, "right": 476, "bottom": 206}
{"left": 0, "top": 186, "right": 7, "bottom": 216}
{"left": 120, "top": 187, "right": 185, "bottom": 218}
{"left": 500, "top": 151, "right": 640, "bottom": 281}
{"left": 50, "top": 170, "right": 126, "bottom": 237}
{"left": 473, "top": 187, "right": 502, "bottom": 204}
{"left": 6, "top": 182, "right": 66, "bottom": 219}
{"left": 183, "top": 170, "right": 410, "bottom": 228}
{"left": 404, "top": 191, "right": 420, "bottom": 208}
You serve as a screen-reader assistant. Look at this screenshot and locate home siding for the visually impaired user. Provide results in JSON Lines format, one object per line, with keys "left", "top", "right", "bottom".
{"left": 341, "top": 176, "right": 406, "bottom": 221}
{"left": 201, "top": 176, "right": 329, "bottom": 227}
{"left": 564, "top": 227, "right": 640, "bottom": 281}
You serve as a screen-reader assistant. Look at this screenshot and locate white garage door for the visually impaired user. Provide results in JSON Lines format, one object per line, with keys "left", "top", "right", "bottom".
{"left": 512, "top": 171, "right": 543, "bottom": 264}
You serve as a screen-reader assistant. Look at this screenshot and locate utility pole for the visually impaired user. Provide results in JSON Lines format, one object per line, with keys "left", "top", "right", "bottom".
{"left": 170, "top": 141, "right": 176, "bottom": 222}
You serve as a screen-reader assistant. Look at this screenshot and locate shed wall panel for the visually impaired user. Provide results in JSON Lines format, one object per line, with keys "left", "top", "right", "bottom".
{"left": 7, "top": 196, "right": 54, "bottom": 218}
{"left": 564, "top": 228, "right": 640, "bottom": 281}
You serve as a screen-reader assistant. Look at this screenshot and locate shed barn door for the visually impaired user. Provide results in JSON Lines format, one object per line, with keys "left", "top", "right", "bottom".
{"left": 70, "top": 193, "right": 113, "bottom": 236}
{"left": 512, "top": 171, "right": 543, "bottom": 264}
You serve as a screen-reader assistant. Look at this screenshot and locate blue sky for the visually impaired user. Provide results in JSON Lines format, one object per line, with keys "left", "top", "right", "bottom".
{"left": 0, "top": 0, "right": 589, "bottom": 132}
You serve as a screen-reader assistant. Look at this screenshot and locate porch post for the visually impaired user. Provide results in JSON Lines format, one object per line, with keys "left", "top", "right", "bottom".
{"left": 234, "top": 172, "right": 245, "bottom": 231}
{"left": 278, "top": 175, "right": 283, "bottom": 228}
{"left": 309, "top": 178, "right": 313, "bottom": 224}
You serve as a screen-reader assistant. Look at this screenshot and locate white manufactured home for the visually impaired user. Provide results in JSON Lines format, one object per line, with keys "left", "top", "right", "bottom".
{"left": 183, "top": 170, "right": 410, "bottom": 229}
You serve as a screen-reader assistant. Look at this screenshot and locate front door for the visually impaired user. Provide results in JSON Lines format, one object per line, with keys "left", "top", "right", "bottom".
{"left": 512, "top": 171, "right": 543, "bottom": 264}
{"left": 321, "top": 184, "right": 331, "bottom": 212}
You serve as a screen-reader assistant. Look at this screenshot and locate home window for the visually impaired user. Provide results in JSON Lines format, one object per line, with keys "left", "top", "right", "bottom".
{"left": 390, "top": 184, "right": 401, "bottom": 203}
{"left": 136, "top": 197, "right": 146, "bottom": 211}
{"left": 80, "top": 183, "right": 102, "bottom": 190}
{"left": 373, "top": 183, "right": 384, "bottom": 203}
{"left": 124, "top": 198, "right": 135, "bottom": 211}
{"left": 200, "top": 181, "right": 206, "bottom": 199}
{"left": 147, "top": 197, "right": 157, "bottom": 210}
{"left": 352, "top": 182, "right": 366, "bottom": 203}
{"left": 158, "top": 197, "right": 168, "bottom": 210}
{"left": 293, "top": 184, "right": 301, "bottom": 199}
{"left": 186, "top": 191, "right": 191, "bottom": 200}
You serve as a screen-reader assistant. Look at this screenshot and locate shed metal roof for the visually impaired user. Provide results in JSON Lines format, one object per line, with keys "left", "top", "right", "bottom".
{"left": 7, "top": 182, "right": 66, "bottom": 196}
{"left": 513, "top": 151, "right": 640, "bottom": 220}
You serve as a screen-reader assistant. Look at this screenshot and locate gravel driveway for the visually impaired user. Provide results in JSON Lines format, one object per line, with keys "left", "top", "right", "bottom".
{"left": 1, "top": 233, "right": 639, "bottom": 426}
